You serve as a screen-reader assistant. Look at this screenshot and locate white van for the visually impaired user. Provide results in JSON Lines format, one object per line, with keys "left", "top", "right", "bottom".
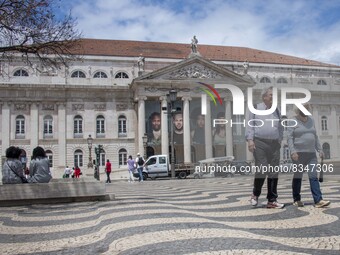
{"left": 133, "top": 155, "right": 193, "bottom": 180}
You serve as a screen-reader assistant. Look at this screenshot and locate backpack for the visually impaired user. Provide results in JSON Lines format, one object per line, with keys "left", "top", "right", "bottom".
{"left": 138, "top": 157, "right": 144, "bottom": 166}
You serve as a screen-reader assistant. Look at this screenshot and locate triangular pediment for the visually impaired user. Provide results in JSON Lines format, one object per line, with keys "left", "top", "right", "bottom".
{"left": 134, "top": 55, "right": 255, "bottom": 86}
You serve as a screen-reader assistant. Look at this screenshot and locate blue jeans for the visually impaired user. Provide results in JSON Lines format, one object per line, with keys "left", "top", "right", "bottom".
{"left": 292, "top": 152, "right": 322, "bottom": 204}
{"left": 138, "top": 166, "right": 143, "bottom": 181}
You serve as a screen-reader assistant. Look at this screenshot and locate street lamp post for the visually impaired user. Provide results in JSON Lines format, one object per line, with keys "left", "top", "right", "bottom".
{"left": 142, "top": 134, "right": 148, "bottom": 159}
{"left": 167, "top": 89, "right": 177, "bottom": 178}
{"left": 87, "top": 134, "right": 93, "bottom": 168}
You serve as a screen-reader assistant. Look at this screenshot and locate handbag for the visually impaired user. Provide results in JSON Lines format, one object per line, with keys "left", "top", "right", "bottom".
{"left": 7, "top": 162, "right": 28, "bottom": 183}
{"left": 319, "top": 158, "right": 324, "bottom": 183}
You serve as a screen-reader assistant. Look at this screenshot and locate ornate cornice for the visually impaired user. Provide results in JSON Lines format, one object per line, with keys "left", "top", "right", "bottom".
{"left": 72, "top": 104, "right": 84, "bottom": 111}
{"left": 94, "top": 104, "right": 106, "bottom": 111}
{"left": 14, "top": 103, "right": 27, "bottom": 111}
{"left": 42, "top": 104, "right": 55, "bottom": 111}
{"left": 116, "top": 103, "right": 128, "bottom": 111}
{"left": 165, "top": 64, "right": 222, "bottom": 79}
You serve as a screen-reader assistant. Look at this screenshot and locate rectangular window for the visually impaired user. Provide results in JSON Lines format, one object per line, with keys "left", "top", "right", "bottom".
{"left": 100, "top": 153, "right": 106, "bottom": 166}
{"left": 74, "top": 119, "right": 83, "bottom": 134}
{"left": 118, "top": 119, "right": 127, "bottom": 134}
{"left": 16, "top": 120, "right": 25, "bottom": 134}
{"left": 321, "top": 119, "right": 328, "bottom": 131}
{"left": 74, "top": 154, "right": 83, "bottom": 167}
{"left": 119, "top": 153, "right": 127, "bottom": 166}
{"left": 96, "top": 119, "right": 105, "bottom": 134}
{"left": 44, "top": 120, "right": 53, "bottom": 134}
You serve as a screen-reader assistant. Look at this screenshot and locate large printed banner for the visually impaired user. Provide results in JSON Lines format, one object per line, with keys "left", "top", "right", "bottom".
{"left": 145, "top": 99, "right": 246, "bottom": 163}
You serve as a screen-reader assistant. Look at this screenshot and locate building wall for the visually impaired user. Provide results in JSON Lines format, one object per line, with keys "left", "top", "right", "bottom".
{"left": 1, "top": 54, "right": 340, "bottom": 181}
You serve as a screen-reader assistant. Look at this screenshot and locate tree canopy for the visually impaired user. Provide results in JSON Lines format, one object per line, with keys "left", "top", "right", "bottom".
{"left": 0, "top": 0, "right": 82, "bottom": 72}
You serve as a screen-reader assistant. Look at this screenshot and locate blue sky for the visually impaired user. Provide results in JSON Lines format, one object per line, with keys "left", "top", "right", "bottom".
{"left": 57, "top": 0, "right": 340, "bottom": 65}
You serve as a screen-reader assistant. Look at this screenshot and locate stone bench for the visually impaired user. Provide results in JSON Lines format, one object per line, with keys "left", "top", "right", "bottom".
{"left": 0, "top": 179, "right": 114, "bottom": 206}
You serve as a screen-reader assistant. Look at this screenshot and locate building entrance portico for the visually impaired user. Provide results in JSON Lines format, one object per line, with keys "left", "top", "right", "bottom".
{"left": 131, "top": 55, "right": 255, "bottom": 164}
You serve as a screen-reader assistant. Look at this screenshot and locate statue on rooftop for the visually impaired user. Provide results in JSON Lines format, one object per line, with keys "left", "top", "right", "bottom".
{"left": 191, "top": 35, "right": 198, "bottom": 54}
{"left": 137, "top": 54, "right": 145, "bottom": 72}
{"left": 243, "top": 60, "right": 249, "bottom": 75}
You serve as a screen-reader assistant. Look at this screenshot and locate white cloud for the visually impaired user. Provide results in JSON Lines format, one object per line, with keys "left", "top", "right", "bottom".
{"left": 64, "top": 0, "right": 340, "bottom": 65}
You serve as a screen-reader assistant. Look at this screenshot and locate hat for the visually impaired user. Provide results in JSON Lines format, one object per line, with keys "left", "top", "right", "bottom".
{"left": 137, "top": 152, "right": 140, "bottom": 156}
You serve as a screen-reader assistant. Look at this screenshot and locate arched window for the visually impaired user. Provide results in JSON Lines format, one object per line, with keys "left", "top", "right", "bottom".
{"left": 277, "top": 77, "right": 288, "bottom": 84}
{"left": 317, "top": 79, "right": 327, "bottom": 85}
{"left": 13, "top": 69, "right": 29, "bottom": 77}
{"left": 96, "top": 115, "right": 105, "bottom": 136}
{"left": 322, "top": 143, "right": 330, "bottom": 159}
{"left": 115, "top": 72, "right": 129, "bottom": 79}
{"left": 93, "top": 71, "right": 108, "bottom": 78}
{"left": 45, "top": 150, "right": 53, "bottom": 167}
{"left": 119, "top": 148, "right": 127, "bottom": 166}
{"left": 71, "top": 70, "right": 86, "bottom": 78}
{"left": 118, "top": 115, "right": 127, "bottom": 136}
{"left": 15, "top": 115, "right": 25, "bottom": 138}
{"left": 74, "top": 149, "right": 83, "bottom": 167}
{"left": 43, "top": 115, "right": 53, "bottom": 137}
{"left": 74, "top": 115, "right": 83, "bottom": 137}
{"left": 260, "top": 77, "right": 271, "bottom": 83}
{"left": 321, "top": 116, "right": 328, "bottom": 131}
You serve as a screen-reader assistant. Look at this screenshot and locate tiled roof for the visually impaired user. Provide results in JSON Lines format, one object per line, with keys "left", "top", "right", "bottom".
{"left": 71, "top": 38, "right": 337, "bottom": 68}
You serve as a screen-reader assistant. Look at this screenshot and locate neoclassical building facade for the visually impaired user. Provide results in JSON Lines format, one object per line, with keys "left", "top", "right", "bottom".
{"left": 1, "top": 38, "right": 340, "bottom": 179}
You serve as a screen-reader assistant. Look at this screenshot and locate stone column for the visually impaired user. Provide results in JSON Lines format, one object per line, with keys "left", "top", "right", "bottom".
{"left": 160, "top": 97, "right": 169, "bottom": 155}
{"left": 205, "top": 96, "right": 213, "bottom": 159}
{"left": 225, "top": 97, "right": 234, "bottom": 157}
{"left": 330, "top": 106, "right": 338, "bottom": 158}
{"left": 1, "top": 103, "right": 10, "bottom": 180}
{"left": 1, "top": 103, "right": 10, "bottom": 154}
{"left": 30, "top": 103, "right": 39, "bottom": 149}
{"left": 58, "top": 103, "right": 67, "bottom": 168}
{"left": 182, "top": 96, "right": 192, "bottom": 163}
{"left": 312, "top": 105, "right": 320, "bottom": 133}
{"left": 137, "top": 97, "right": 147, "bottom": 155}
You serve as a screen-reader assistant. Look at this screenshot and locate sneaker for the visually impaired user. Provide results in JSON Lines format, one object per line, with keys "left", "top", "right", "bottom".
{"left": 267, "top": 201, "right": 285, "bottom": 209}
{"left": 293, "top": 201, "right": 304, "bottom": 207}
{"left": 250, "top": 195, "right": 258, "bottom": 206}
{"left": 315, "top": 200, "right": 331, "bottom": 208}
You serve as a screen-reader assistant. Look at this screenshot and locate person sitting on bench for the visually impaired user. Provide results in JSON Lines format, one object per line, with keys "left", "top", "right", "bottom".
{"left": 27, "top": 146, "right": 52, "bottom": 183}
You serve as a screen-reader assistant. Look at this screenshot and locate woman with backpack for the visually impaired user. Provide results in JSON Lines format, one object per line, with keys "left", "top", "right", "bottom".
{"left": 135, "top": 153, "right": 145, "bottom": 182}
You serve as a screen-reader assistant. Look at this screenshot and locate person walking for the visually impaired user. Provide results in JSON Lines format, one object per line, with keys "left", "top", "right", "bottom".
{"left": 246, "top": 86, "right": 284, "bottom": 209}
{"left": 63, "top": 166, "right": 71, "bottom": 178}
{"left": 287, "top": 104, "right": 330, "bottom": 208}
{"left": 73, "top": 165, "right": 81, "bottom": 178}
{"left": 127, "top": 155, "right": 135, "bottom": 183}
{"left": 105, "top": 159, "right": 112, "bottom": 183}
{"left": 135, "top": 153, "right": 145, "bottom": 182}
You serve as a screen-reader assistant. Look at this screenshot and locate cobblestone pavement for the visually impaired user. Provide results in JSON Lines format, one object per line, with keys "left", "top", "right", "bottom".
{"left": 0, "top": 174, "right": 340, "bottom": 255}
